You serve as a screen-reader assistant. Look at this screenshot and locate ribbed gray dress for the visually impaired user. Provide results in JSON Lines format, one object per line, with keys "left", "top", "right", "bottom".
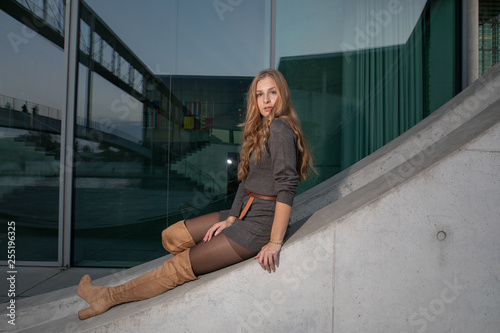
{"left": 221, "top": 118, "right": 299, "bottom": 251}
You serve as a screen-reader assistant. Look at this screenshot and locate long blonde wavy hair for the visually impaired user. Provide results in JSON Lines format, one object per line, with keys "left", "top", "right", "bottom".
{"left": 238, "top": 69, "right": 314, "bottom": 182}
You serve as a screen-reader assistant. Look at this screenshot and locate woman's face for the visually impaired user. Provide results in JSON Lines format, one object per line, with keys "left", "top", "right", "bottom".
{"left": 256, "top": 76, "right": 278, "bottom": 118}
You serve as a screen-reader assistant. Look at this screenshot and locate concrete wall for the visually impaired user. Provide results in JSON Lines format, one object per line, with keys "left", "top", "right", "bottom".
{"left": 330, "top": 122, "right": 500, "bottom": 332}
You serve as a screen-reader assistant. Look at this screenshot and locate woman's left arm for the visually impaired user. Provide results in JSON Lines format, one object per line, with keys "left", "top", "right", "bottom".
{"left": 256, "top": 119, "right": 299, "bottom": 273}
{"left": 255, "top": 201, "right": 291, "bottom": 273}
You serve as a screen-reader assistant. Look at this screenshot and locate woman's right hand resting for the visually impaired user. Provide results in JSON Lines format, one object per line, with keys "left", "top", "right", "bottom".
{"left": 203, "top": 216, "right": 237, "bottom": 242}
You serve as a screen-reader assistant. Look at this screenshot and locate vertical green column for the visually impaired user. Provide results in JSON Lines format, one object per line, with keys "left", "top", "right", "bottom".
{"left": 428, "top": 0, "right": 461, "bottom": 113}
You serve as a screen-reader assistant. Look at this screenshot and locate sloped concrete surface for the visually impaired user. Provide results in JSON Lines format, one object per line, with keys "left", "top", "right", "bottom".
{"left": 1, "top": 64, "right": 500, "bottom": 332}
{"left": 0, "top": 266, "right": 121, "bottom": 304}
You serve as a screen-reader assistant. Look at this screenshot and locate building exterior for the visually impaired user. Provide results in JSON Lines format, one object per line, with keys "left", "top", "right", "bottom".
{"left": 0, "top": 0, "right": 498, "bottom": 268}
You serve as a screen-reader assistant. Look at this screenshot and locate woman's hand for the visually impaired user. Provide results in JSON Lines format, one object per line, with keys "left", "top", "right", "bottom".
{"left": 203, "top": 217, "right": 236, "bottom": 242}
{"left": 256, "top": 202, "right": 290, "bottom": 273}
{"left": 255, "top": 242, "right": 282, "bottom": 273}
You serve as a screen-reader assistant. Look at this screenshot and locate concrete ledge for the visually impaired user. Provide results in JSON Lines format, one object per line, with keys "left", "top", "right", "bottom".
{"left": 0, "top": 257, "right": 169, "bottom": 331}
{"left": 19, "top": 228, "right": 336, "bottom": 333}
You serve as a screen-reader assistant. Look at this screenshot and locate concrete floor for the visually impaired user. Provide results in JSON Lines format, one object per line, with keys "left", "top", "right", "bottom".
{"left": 0, "top": 265, "right": 123, "bottom": 304}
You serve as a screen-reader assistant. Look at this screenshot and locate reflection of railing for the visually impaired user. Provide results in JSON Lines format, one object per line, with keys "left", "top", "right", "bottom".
{"left": 15, "top": 0, "right": 65, "bottom": 35}
{"left": 169, "top": 150, "right": 218, "bottom": 194}
{"left": 0, "top": 94, "right": 61, "bottom": 119}
{"left": 0, "top": 94, "right": 140, "bottom": 144}
{"left": 74, "top": 117, "right": 141, "bottom": 144}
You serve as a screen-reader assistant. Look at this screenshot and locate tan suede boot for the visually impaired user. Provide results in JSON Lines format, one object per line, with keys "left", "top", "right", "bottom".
{"left": 162, "top": 220, "right": 196, "bottom": 255}
{"left": 77, "top": 249, "right": 197, "bottom": 320}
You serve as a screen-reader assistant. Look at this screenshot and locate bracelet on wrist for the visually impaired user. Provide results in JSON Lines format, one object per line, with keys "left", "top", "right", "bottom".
{"left": 269, "top": 241, "right": 283, "bottom": 245}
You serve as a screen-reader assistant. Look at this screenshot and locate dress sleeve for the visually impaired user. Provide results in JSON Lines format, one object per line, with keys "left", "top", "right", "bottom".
{"left": 268, "top": 118, "right": 299, "bottom": 206}
{"left": 229, "top": 182, "right": 247, "bottom": 217}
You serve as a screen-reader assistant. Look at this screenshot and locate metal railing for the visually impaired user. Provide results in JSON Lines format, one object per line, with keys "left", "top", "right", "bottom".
{"left": 0, "top": 93, "right": 140, "bottom": 143}
{"left": 15, "top": 0, "right": 65, "bottom": 35}
{"left": 0, "top": 94, "right": 62, "bottom": 119}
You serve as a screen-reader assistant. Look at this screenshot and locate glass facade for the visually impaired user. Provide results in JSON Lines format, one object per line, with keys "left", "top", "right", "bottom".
{"left": 276, "top": 0, "right": 462, "bottom": 191}
{"left": 71, "top": 0, "right": 270, "bottom": 266}
{"left": 1, "top": 0, "right": 494, "bottom": 268}
{"left": 0, "top": 0, "right": 65, "bottom": 262}
{"left": 479, "top": 0, "right": 500, "bottom": 75}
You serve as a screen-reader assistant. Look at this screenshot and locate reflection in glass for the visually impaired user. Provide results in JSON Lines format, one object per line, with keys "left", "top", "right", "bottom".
{"left": 479, "top": 0, "right": 500, "bottom": 76}
{"left": 73, "top": 0, "right": 270, "bottom": 267}
{"left": 0, "top": 2, "right": 65, "bottom": 262}
{"left": 1, "top": 0, "right": 468, "bottom": 267}
{"left": 276, "top": 0, "right": 462, "bottom": 191}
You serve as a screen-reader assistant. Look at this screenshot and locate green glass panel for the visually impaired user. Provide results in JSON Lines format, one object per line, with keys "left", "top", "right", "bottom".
{"left": 277, "top": 0, "right": 462, "bottom": 190}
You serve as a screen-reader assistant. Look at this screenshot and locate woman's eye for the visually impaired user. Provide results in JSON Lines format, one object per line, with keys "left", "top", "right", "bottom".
{"left": 271, "top": 91, "right": 277, "bottom": 95}
{"left": 257, "top": 93, "right": 262, "bottom": 97}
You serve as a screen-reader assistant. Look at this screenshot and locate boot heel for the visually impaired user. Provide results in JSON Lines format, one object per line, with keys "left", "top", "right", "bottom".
{"left": 78, "top": 307, "right": 96, "bottom": 320}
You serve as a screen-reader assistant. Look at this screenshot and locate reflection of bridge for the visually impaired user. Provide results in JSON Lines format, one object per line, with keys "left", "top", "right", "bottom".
{"left": 0, "top": 0, "right": 230, "bottom": 233}
{"left": 0, "top": 0, "right": 184, "bottom": 130}
{"left": 0, "top": 0, "right": 220, "bottom": 172}
{"left": 0, "top": 95, "right": 152, "bottom": 158}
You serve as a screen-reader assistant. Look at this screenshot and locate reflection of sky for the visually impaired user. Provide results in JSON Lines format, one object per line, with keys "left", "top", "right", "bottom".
{"left": 77, "top": 64, "right": 144, "bottom": 141}
{"left": 0, "top": 10, "right": 65, "bottom": 109}
{"left": 80, "top": 0, "right": 271, "bottom": 140}
{"left": 276, "top": 0, "right": 428, "bottom": 66}
{"left": 1, "top": 0, "right": 270, "bottom": 141}
{"left": 84, "top": 0, "right": 271, "bottom": 76}
{"left": 1, "top": 0, "right": 427, "bottom": 141}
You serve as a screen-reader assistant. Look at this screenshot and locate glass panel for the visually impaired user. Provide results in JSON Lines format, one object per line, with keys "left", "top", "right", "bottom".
{"left": 0, "top": 0, "right": 65, "bottom": 262}
{"left": 479, "top": 0, "right": 500, "bottom": 76}
{"left": 73, "top": 0, "right": 270, "bottom": 267}
{"left": 276, "top": 0, "right": 462, "bottom": 192}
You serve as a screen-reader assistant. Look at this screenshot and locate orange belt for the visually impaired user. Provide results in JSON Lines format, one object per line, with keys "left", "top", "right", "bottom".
{"left": 238, "top": 191, "right": 277, "bottom": 220}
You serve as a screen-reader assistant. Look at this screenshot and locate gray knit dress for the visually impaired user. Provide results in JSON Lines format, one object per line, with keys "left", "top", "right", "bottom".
{"left": 221, "top": 118, "right": 299, "bottom": 251}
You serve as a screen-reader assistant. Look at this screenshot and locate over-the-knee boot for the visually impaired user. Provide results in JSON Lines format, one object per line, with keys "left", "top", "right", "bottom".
{"left": 77, "top": 249, "right": 197, "bottom": 320}
{"left": 162, "top": 220, "right": 196, "bottom": 254}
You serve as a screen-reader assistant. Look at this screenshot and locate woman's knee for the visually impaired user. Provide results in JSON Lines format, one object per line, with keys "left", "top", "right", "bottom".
{"left": 162, "top": 220, "right": 196, "bottom": 254}
{"left": 161, "top": 226, "right": 175, "bottom": 251}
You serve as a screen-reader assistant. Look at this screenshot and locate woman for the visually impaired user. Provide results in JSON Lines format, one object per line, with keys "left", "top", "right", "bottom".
{"left": 77, "top": 69, "right": 314, "bottom": 320}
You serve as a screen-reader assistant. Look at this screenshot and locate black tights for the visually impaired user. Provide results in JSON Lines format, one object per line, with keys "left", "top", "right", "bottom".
{"left": 184, "top": 212, "right": 258, "bottom": 276}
